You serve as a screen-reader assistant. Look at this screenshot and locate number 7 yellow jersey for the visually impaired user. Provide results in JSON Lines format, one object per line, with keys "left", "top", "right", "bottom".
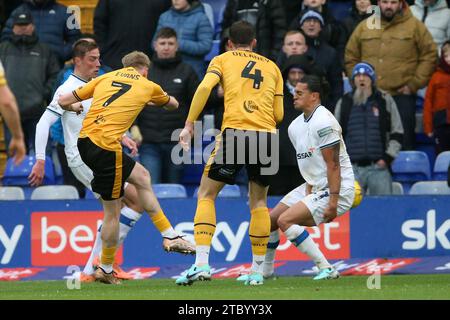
{"left": 207, "top": 50, "right": 284, "bottom": 132}
{"left": 73, "top": 67, "right": 169, "bottom": 151}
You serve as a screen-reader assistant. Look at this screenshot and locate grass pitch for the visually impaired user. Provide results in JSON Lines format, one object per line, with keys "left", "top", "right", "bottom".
{"left": 0, "top": 274, "right": 449, "bottom": 300}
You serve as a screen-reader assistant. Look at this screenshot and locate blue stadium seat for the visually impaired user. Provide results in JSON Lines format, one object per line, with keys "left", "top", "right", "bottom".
{"left": 409, "top": 181, "right": 450, "bottom": 195}
{"left": 2, "top": 155, "right": 55, "bottom": 186}
{"left": 202, "top": 0, "right": 227, "bottom": 62}
{"left": 152, "top": 184, "right": 187, "bottom": 199}
{"left": 0, "top": 186, "right": 25, "bottom": 200}
{"left": 391, "top": 151, "right": 431, "bottom": 193}
{"left": 194, "top": 184, "right": 241, "bottom": 198}
{"left": 392, "top": 182, "right": 404, "bottom": 195}
{"left": 30, "top": 185, "right": 79, "bottom": 200}
{"left": 202, "top": 0, "right": 227, "bottom": 38}
{"left": 433, "top": 151, "right": 450, "bottom": 181}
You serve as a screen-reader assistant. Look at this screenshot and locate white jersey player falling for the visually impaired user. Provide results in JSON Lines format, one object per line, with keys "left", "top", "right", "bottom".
{"left": 282, "top": 104, "right": 355, "bottom": 225}
{"left": 35, "top": 74, "right": 143, "bottom": 276}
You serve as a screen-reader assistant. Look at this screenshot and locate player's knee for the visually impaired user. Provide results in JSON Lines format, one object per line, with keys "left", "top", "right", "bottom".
{"left": 270, "top": 214, "right": 279, "bottom": 231}
{"left": 277, "top": 214, "right": 291, "bottom": 231}
{"left": 132, "top": 164, "right": 151, "bottom": 189}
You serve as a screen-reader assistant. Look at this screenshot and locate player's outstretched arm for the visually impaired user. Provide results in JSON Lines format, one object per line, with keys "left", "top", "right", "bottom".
{"left": 0, "top": 85, "right": 25, "bottom": 165}
{"left": 163, "top": 96, "right": 179, "bottom": 111}
{"left": 321, "top": 143, "right": 341, "bottom": 223}
{"left": 179, "top": 73, "right": 220, "bottom": 152}
{"left": 28, "top": 110, "right": 59, "bottom": 187}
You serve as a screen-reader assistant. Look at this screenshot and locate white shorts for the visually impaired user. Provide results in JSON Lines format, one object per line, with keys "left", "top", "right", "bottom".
{"left": 70, "top": 163, "right": 130, "bottom": 200}
{"left": 280, "top": 183, "right": 354, "bottom": 226}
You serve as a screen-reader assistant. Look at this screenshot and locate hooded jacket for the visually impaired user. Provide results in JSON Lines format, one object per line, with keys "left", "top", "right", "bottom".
{"left": 154, "top": 1, "right": 213, "bottom": 77}
{"left": 1, "top": 0, "right": 81, "bottom": 64}
{"left": 0, "top": 33, "right": 60, "bottom": 120}
{"left": 411, "top": 0, "right": 450, "bottom": 49}
{"left": 277, "top": 54, "right": 321, "bottom": 166}
{"left": 342, "top": 0, "right": 376, "bottom": 41}
{"left": 345, "top": 2, "right": 437, "bottom": 95}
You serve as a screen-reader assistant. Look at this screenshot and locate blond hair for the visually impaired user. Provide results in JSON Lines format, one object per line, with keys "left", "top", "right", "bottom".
{"left": 121, "top": 51, "right": 151, "bottom": 69}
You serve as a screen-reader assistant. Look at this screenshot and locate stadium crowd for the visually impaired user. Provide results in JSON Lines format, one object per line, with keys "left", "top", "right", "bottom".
{"left": 0, "top": 0, "right": 450, "bottom": 197}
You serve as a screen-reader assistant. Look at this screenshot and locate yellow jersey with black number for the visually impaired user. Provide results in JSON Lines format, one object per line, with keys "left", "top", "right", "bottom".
{"left": 0, "top": 60, "right": 6, "bottom": 86}
{"left": 73, "top": 67, "right": 169, "bottom": 151}
{"left": 207, "top": 50, "right": 284, "bottom": 132}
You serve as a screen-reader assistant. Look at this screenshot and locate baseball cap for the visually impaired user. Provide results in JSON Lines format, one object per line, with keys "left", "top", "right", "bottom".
{"left": 13, "top": 12, "right": 33, "bottom": 25}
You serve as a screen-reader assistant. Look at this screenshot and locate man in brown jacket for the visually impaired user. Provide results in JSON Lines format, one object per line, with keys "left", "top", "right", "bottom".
{"left": 345, "top": 0, "right": 437, "bottom": 150}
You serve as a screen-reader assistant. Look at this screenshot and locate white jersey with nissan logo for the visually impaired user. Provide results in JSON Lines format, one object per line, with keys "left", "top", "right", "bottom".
{"left": 288, "top": 105, "right": 354, "bottom": 192}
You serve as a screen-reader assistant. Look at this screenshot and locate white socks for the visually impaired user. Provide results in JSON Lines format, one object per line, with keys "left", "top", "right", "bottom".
{"left": 82, "top": 206, "right": 142, "bottom": 275}
{"left": 251, "top": 255, "right": 265, "bottom": 274}
{"left": 161, "top": 227, "right": 178, "bottom": 239}
{"left": 284, "top": 225, "right": 331, "bottom": 269}
{"left": 195, "top": 245, "right": 210, "bottom": 266}
{"left": 263, "top": 230, "right": 280, "bottom": 277}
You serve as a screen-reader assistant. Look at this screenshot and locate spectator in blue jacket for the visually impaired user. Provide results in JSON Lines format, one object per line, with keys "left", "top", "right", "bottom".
{"left": 154, "top": 0, "right": 213, "bottom": 78}
{"left": 1, "top": 0, "right": 81, "bottom": 66}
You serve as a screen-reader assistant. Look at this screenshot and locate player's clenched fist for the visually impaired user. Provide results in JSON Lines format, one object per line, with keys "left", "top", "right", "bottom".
{"left": 179, "top": 121, "right": 194, "bottom": 152}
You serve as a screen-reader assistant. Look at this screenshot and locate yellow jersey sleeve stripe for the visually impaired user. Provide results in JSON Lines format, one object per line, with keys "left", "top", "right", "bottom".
{"left": 72, "top": 90, "right": 82, "bottom": 102}
{"left": 207, "top": 70, "right": 222, "bottom": 78}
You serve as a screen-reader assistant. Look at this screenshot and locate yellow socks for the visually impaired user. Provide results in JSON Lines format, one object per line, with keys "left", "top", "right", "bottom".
{"left": 100, "top": 245, "right": 117, "bottom": 273}
{"left": 249, "top": 207, "right": 270, "bottom": 256}
{"left": 194, "top": 198, "right": 216, "bottom": 246}
{"left": 150, "top": 210, "right": 172, "bottom": 234}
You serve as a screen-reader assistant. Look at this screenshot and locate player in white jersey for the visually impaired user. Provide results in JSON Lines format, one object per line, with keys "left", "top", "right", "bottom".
{"left": 28, "top": 40, "right": 194, "bottom": 282}
{"left": 240, "top": 75, "right": 360, "bottom": 282}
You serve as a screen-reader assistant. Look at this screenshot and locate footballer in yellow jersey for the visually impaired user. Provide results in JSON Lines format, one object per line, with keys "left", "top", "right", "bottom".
{"left": 206, "top": 50, "right": 284, "bottom": 132}
{"left": 58, "top": 57, "right": 176, "bottom": 201}
{"left": 74, "top": 67, "right": 170, "bottom": 152}
{"left": 176, "top": 21, "right": 283, "bottom": 287}
{"left": 58, "top": 51, "right": 180, "bottom": 284}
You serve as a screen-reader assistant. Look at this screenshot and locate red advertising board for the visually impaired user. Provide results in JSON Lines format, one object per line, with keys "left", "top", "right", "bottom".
{"left": 31, "top": 211, "right": 123, "bottom": 266}
{"left": 275, "top": 213, "right": 350, "bottom": 260}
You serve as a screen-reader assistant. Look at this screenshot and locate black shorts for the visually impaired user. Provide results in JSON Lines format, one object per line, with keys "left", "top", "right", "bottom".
{"left": 77, "top": 137, "right": 135, "bottom": 200}
{"left": 204, "top": 128, "right": 278, "bottom": 186}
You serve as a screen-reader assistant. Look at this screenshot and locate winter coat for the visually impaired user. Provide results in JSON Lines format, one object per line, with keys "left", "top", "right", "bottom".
{"left": 94, "top": 0, "right": 171, "bottom": 70}
{"left": 335, "top": 90, "right": 404, "bottom": 164}
{"left": 136, "top": 54, "right": 199, "bottom": 143}
{"left": 221, "top": 0, "right": 287, "bottom": 61}
{"left": 1, "top": 0, "right": 81, "bottom": 65}
{"left": 345, "top": 4, "right": 437, "bottom": 95}
{"left": 342, "top": 2, "right": 375, "bottom": 41}
{"left": 0, "top": 33, "right": 60, "bottom": 121}
{"left": 154, "top": 1, "right": 213, "bottom": 78}
{"left": 304, "top": 34, "right": 343, "bottom": 111}
{"left": 411, "top": 0, "right": 450, "bottom": 50}
{"left": 289, "top": 6, "right": 347, "bottom": 65}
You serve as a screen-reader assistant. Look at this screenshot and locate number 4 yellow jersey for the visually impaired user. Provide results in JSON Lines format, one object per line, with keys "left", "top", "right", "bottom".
{"left": 73, "top": 67, "right": 169, "bottom": 151}
{"left": 207, "top": 50, "right": 284, "bottom": 132}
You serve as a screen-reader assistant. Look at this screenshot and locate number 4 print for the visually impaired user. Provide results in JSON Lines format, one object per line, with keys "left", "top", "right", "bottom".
{"left": 241, "top": 61, "right": 264, "bottom": 89}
